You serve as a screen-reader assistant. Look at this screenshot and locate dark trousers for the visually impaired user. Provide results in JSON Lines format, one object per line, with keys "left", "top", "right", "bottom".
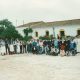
{"left": 23, "top": 45, "right": 27, "bottom": 53}
{"left": 59, "top": 47, "right": 60, "bottom": 54}
{"left": 5, "top": 45, "right": 10, "bottom": 54}
{"left": 20, "top": 45, "right": 22, "bottom": 53}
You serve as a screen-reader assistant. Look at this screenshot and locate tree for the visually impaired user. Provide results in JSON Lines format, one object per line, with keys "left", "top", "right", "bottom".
{"left": 23, "top": 28, "right": 33, "bottom": 41}
{"left": 39, "top": 35, "right": 54, "bottom": 40}
{"left": 0, "top": 27, "right": 5, "bottom": 39}
{"left": 23, "top": 28, "right": 33, "bottom": 36}
{"left": 28, "top": 28, "right": 33, "bottom": 33}
{"left": 24, "top": 36, "right": 32, "bottom": 41}
{"left": 0, "top": 19, "right": 23, "bottom": 40}
{"left": 23, "top": 28, "right": 28, "bottom": 36}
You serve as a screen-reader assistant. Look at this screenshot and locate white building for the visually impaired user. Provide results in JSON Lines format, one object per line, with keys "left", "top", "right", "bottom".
{"left": 16, "top": 19, "right": 80, "bottom": 39}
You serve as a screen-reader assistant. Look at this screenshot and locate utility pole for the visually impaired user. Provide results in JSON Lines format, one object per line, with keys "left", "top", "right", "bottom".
{"left": 16, "top": 19, "right": 17, "bottom": 27}
{"left": 53, "top": 27, "right": 55, "bottom": 38}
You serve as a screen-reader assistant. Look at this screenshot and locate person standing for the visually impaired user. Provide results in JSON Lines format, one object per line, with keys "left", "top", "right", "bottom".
{"left": 65, "top": 39, "right": 71, "bottom": 56}
{"left": 27, "top": 41, "right": 32, "bottom": 53}
{"left": 5, "top": 39, "right": 10, "bottom": 55}
{"left": 60, "top": 41, "right": 66, "bottom": 57}
{"left": 23, "top": 41, "right": 27, "bottom": 53}
{"left": 20, "top": 41, "right": 23, "bottom": 53}
{"left": 17, "top": 40, "right": 20, "bottom": 54}
{"left": 0, "top": 40, "right": 6, "bottom": 55}
{"left": 70, "top": 39, "right": 77, "bottom": 56}
{"left": 13, "top": 40, "right": 17, "bottom": 54}
{"left": 58, "top": 39, "right": 62, "bottom": 54}
{"left": 39, "top": 40, "right": 43, "bottom": 54}
{"left": 43, "top": 40, "right": 47, "bottom": 54}
{"left": 54, "top": 39, "right": 59, "bottom": 54}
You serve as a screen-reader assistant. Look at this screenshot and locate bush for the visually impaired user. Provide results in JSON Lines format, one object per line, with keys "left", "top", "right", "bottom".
{"left": 24, "top": 36, "right": 32, "bottom": 41}
{"left": 39, "top": 35, "right": 53, "bottom": 40}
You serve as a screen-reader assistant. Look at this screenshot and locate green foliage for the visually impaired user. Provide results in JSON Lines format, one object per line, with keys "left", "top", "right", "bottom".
{"left": 23, "top": 28, "right": 33, "bottom": 41}
{"left": 23, "top": 28, "right": 28, "bottom": 36}
{"left": 0, "top": 19, "right": 14, "bottom": 28}
{"left": 23, "top": 28, "right": 33, "bottom": 36}
{"left": 28, "top": 28, "right": 33, "bottom": 33}
{"left": 0, "top": 27, "right": 5, "bottom": 39}
{"left": 0, "top": 19, "right": 23, "bottom": 40}
{"left": 39, "top": 35, "right": 53, "bottom": 40}
{"left": 0, "top": 27, "right": 5, "bottom": 34}
{"left": 24, "top": 36, "right": 32, "bottom": 41}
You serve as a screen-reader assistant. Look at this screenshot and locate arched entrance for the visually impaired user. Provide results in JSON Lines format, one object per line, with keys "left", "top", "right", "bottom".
{"left": 46, "top": 31, "right": 49, "bottom": 36}
{"left": 35, "top": 31, "right": 38, "bottom": 37}
{"left": 77, "top": 29, "right": 80, "bottom": 35}
{"left": 60, "top": 29, "right": 65, "bottom": 37}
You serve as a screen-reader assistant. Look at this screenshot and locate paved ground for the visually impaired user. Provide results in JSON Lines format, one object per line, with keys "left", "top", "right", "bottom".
{"left": 0, "top": 53, "right": 80, "bottom": 80}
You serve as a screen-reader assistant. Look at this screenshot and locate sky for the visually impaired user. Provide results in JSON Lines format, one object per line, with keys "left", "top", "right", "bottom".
{"left": 0, "top": 0, "right": 80, "bottom": 26}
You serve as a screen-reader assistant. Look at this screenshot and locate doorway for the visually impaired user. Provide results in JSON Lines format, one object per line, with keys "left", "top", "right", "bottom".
{"left": 60, "top": 30, "right": 65, "bottom": 37}
{"left": 35, "top": 32, "right": 38, "bottom": 37}
{"left": 46, "top": 31, "right": 49, "bottom": 36}
{"left": 77, "top": 30, "right": 80, "bottom": 35}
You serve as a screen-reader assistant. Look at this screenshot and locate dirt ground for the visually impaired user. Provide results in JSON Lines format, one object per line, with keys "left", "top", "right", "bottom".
{"left": 0, "top": 53, "right": 80, "bottom": 80}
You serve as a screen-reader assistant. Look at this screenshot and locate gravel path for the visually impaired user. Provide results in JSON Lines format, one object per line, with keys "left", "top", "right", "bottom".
{"left": 0, "top": 54, "right": 80, "bottom": 80}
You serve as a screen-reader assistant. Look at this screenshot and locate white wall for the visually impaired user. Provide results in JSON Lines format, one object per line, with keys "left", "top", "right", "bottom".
{"left": 16, "top": 24, "right": 80, "bottom": 38}
{"left": 16, "top": 27, "right": 26, "bottom": 37}
{"left": 32, "top": 24, "right": 80, "bottom": 38}
{"left": 54, "top": 24, "right": 80, "bottom": 37}
{"left": 32, "top": 26, "right": 53, "bottom": 38}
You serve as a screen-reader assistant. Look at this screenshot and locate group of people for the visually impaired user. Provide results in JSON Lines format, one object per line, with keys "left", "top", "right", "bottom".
{"left": 0, "top": 38, "right": 77, "bottom": 56}
{"left": 0, "top": 39, "right": 27, "bottom": 55}
{"left": 27, "top": 38, "right": 77, "bottom": 56}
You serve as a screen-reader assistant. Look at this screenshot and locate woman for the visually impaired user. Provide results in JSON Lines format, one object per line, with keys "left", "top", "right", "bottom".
{"left": 0, "top": 40, "right": 6, "bottom": 55}
{"left": 60, "top": 41, "right": 66, "bottom": 57}
{"left": 0, "top": 45, "right": 6, "bottom": 55}
{"left": 10, "top": 44, "right": 14, "bottom": 55}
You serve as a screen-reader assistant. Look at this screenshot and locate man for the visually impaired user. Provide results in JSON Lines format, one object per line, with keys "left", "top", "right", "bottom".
{"left": 13, "top": 40, "right": 17, "bottom": 54}
{"left": 54, "top": 39, "right": 59, "bottom": 54}
{"left": 58, "top": 39, "right": 62, "bottom": 54}
{"left": 20, "top": 41, "right": 23, "bottom": 53}
{"left": 70, "top": 39, "right": 77, "bottom": 56}
{"left": 5, "top": 38, "right": 10, "bottom": 55}
{"left": 23, "top": 41, "right": 27, "bottom": 53}
{"left": 60, "top": 41, "right": 66, "bottom": 57}
{"left": 32, "top": 40, "right": 37, "bottom": 54}
{"left": 65, "top": 39, "right": 71, "bottom": 56}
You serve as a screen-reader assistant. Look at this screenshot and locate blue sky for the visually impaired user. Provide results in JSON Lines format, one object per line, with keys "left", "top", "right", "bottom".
{"left": 0, "top": 0, "right": 80, "bottom": 26}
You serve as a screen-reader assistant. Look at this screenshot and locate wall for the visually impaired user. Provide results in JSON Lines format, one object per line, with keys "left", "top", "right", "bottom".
{"left": 54, "top": 24, "right": 80, "bottom": 37}
{"left": 16, "top": 24, "right": 80, "bottom": 38}
{"left": 32, "top": 26, "right": 53, "bottom": 38}
{"left": 16, "top": 27, "right": 26, "bottom": 37}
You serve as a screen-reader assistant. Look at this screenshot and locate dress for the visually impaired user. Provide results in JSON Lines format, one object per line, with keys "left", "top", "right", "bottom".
{"left": 17, "top": 43, "right": 20, "bottom": 53}
{"left": 77, "top": 39, "right": 80, "bottom": 52}
{"left": 60, "top": 43, "right": 65, "bottom": 56}
{"left": 10, "top": 44, "right": 14, "bottom": 52}
{"left": 0, "top": 45, "right": 6, "bottom": 55}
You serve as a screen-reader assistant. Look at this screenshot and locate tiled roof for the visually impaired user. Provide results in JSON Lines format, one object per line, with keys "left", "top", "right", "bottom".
{"left": 17, "top": 21, "right": 44, "bottom": 28}
{"left": 17, "top": 19, "right": 80, "bottom": 28}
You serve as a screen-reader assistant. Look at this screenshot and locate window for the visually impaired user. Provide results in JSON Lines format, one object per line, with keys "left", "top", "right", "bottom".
{"left": 60, "top": 30, "right": 65, "bottom": 37}
{"left": 35, "top": 32, "right": 38, "bottom": 37}
{"left": 77, "top": 30, "right": 80, "bottom": 35}
{"left": 46, "top": 31, "right": 49, "bottom": 36}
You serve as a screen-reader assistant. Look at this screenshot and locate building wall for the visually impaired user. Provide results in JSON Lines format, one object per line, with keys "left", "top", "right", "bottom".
{"left": 16, "top": 27, "right": 26, "bottom": 37}
{"left": 54, "top": 24, "right": 80, "bottom": 37}
{"left": 32, "top": 27, "right": 53, "bottom": 38}
{"left": 16, "top": 24, "right": 80, "bottom": 38}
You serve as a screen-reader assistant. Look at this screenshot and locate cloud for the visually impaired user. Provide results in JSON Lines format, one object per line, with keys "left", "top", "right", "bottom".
{"left": 0, "top": 0, "right": 80, "bottom": 25}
